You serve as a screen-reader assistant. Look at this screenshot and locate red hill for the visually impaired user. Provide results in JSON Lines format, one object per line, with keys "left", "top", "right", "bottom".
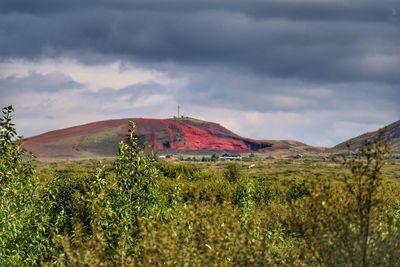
{"left": 22, "top": 117, "right": 311, "bottom": 160}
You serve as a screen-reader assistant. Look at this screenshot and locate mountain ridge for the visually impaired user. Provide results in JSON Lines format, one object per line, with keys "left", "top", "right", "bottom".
{"left": 334, "top": 120, "right": 400, "bottom": 151}
{"left": 21, "top": 117, "right": 314, "bottom": 160}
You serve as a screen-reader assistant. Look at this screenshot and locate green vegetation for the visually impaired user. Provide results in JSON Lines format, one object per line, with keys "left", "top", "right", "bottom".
{"left": 1, "top": 105, "right": 400, "bottom": 266}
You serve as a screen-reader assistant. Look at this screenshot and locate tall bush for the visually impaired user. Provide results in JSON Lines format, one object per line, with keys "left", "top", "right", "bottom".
{"left": 0, "top": 106, "right": 49, "bottom": 265}
{"left": 288, "top": 139, "right": 400, "bottom": 266}
{"left": 55, "top": 121, "right": 162, "bottom": 264}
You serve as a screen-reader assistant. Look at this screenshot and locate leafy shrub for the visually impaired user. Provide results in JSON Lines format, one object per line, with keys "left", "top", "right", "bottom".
{"left": 211, "top": 153, "right": 218, "bottom": 161}
{"left": 286, "top": 179, "right": 312, "bottom": 201}
{"left": 254, "top": 181, "right": 281, "bottom": 204}
{"left": 53, "top": 121, "right": 163, "bottom": 264}
{"left": 178, "top": 173, "right": 232, "bottom": 205}
{"left": 224, "top": 163, "right": 241, "bottom": 183}
{"left": 0, "top": 106, "right": 50, "bottom": 265}
{"left": 288, "top": 140, "right": 400, "bottom": 266}
{"left": 139, "top": 205, "right": 290, "bottom": 266}
{"left": 43, "top": 169, "right": 94, "bottom": 236}
{"left": 158, "top": 161, "right": 200, "bottom": 180}
{"left": 233, "top": 177, "right": 255, "bottom": 210}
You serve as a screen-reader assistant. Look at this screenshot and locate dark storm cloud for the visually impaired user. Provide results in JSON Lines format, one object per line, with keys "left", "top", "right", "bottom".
{"left": 1, "top": 0, "right": 399, "bottom": 22}
{"left": 159, "top": 64, "right": 400, "bottom": 116}
{"left": 1, "top": 0, "right": 399, "bottom": 84}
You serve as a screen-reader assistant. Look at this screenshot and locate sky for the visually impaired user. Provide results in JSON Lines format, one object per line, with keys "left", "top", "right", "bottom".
{"left": 0, "top": 0, "right": 399, "bottom": 147}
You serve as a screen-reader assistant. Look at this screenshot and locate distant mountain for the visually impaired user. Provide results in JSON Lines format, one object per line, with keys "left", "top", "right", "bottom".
{"left": 334, "top": 120, "right": 400, "bottom": 151}
{"left": 21, "top": 117, "right": 313, "bottom": 160}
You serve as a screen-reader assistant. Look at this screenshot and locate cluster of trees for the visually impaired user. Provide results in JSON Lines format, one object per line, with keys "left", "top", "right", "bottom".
{"left": 179, "top": 154, "right": 219, "bottom": 162}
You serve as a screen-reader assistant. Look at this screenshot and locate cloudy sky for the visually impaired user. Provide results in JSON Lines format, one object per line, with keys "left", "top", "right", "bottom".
{"left": 0, "top": 0, "right": 399, "bottom": 147}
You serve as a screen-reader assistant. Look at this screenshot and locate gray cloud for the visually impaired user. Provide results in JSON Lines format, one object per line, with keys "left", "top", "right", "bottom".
{"left": 1, "top": 0, "right": 399, "bottom": 22}
{"left": 1, "top": 0, "right": 400, "bottom": 84}
{"left": 0, "top": 71, "right": 85, "bottom": 133}
{"left": 0, "top": 71, "right": 84, "bottom": 94}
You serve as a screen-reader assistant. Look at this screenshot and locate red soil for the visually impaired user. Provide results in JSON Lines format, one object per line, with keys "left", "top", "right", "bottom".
{"left": 134, "top": 118, "right": 253, "bottom": 151}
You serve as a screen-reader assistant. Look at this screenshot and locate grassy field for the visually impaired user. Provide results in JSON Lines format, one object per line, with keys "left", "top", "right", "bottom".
{"left": 37, "top": 153, "right": 400, "bottom": 184}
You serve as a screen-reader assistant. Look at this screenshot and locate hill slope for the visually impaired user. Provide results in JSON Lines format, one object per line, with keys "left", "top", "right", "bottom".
{"left": 334, "top": 120, "right": 400, "bottom": 151}
{"left": 22, "top": 117, "right": 312, "bottom": 160}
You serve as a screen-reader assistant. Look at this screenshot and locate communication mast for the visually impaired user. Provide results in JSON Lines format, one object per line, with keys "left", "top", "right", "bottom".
{"left": 177, "top": 105, "right": 180, "bottom": 118}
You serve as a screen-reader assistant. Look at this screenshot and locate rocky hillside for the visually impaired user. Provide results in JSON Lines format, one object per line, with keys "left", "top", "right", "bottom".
{"left": 334, "top": 120, "right": 400, "bottom": 151}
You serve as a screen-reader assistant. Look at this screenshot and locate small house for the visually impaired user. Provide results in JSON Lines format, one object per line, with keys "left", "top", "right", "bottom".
{"left": 220, "top": 153, "right": 242, "bottom": 161}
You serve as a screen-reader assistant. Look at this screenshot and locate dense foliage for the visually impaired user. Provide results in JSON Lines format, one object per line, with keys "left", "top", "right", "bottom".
{"left": 1, "top": 105, "right": 400, "bottom": 266}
